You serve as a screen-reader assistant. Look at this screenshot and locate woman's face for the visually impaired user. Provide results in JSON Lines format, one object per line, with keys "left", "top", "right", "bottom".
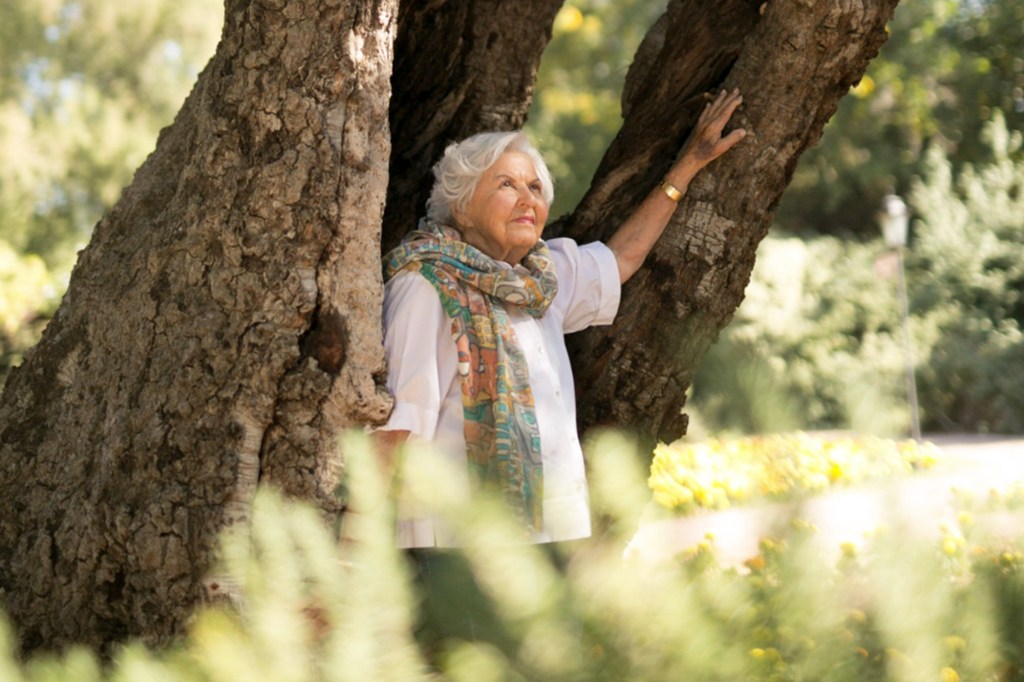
{"left": 454, "top": 151, "right": 549, "bottom": 265}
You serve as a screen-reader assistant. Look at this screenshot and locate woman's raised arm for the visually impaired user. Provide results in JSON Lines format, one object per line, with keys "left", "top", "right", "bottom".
{"left": 606, "top": 89, "right": 746, "bottom": 284}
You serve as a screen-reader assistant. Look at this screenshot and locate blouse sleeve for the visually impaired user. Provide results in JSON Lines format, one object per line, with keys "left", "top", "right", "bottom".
{"left": 379, "top": 271, "right": 456, "bottom": 440}
{"left": 546, "top": 238, "right": 622, "bottom": 334}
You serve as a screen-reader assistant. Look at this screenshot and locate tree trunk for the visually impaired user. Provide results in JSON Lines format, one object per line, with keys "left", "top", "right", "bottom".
{"left": 0, "top": 0, "right": 398, "bottom": 652}
{"left": 562, "top": 0, "right": 899, "bottom": 446}
{"left": 0, "top": 0, "right": 898, "bottom": 652}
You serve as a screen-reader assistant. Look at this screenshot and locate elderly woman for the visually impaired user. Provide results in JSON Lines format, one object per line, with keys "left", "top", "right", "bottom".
{"left": 378, "top": 90, "right": 744, "bottom": 550}
{"left": 377, "top": 89, "right": 744, "bottom": 655}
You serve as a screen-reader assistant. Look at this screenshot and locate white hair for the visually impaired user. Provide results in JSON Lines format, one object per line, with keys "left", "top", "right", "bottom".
{"left": 426, "top": 131, "right": 554, "bottom": 225}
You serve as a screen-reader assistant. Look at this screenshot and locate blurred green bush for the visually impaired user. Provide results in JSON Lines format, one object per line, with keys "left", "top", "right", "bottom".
{"left": 690, "top": 233, "right": 910, "bottom": 437}
{"left": 4, "top": 433, "right": 1024, "bottom": 681}
{"left": 692, "top": 116, "right": 1024, "bottom": 435}
{"left": 909, "top": 114, "right": 1024, "bottom": 433}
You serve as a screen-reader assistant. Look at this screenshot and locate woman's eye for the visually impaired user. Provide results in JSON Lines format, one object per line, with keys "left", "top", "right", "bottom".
{"left": 530, "top": 183, "right": 542, "bottom": 194}
{"left": 501, "top": 179, "right": 514, "bottom": 188}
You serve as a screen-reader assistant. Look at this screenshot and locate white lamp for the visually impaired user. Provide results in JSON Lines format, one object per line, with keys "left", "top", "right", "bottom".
{"left": 878, "top": 193, "right": 909, "bottom": 249}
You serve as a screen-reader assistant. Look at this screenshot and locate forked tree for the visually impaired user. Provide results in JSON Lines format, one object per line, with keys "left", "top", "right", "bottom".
{"left": 0, "top": 0, "right": 899, "bottom": 651}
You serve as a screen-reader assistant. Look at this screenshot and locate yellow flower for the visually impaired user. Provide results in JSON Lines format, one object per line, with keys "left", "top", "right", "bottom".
{"left": 749, "top": 647, "right": 766, "bottom": 659}
{"left": 828, "top": 461, "right": 845, "bottom": 481}
{"left": 940, "top": 667, "right": 960, "bottom": 682}
{"left": 553, "top": 5, "right": 584, "bottom": 33}
{"left": 652, "top": 490, "right": 678, "bottom": 509}
{"left": 791, "top": 518, "right": 818, "bottom": 534}
{"left": 648, "top": 433, "right": 945, "bottom": 515}
{"left": 846, "top": 608, "right": 867, "bottom": 624}
{"left": 942, "top": 537, "right": 959, "bottom": 555}
{"left": 944, "top": 635, "right": 966, "bottom": 653}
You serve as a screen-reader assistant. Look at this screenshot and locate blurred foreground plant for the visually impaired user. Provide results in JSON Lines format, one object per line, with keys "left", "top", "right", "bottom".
{"left": 2, "top": 431, "right": 1024, "bottom": 681}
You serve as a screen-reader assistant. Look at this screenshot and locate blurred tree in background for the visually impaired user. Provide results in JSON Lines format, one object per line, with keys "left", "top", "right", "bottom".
{"left": 690, "top": 234, "right": 913, "bottom": 437}
{"left": 689, "top": 0, "right": 1024, "bottom": 436}
{"left": 777, "top": 0, "right": 1024, "bottom": 238}
{"left": 909, "top": 114, "right": 1024, "bottom": 433}
{"left": 0, "top": 0, "right": 220, "bottom": 377}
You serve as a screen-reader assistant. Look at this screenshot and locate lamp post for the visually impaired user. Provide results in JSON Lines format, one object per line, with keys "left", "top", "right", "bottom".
{"left": 878, "top": 194, "right": 922, "bottom": 442}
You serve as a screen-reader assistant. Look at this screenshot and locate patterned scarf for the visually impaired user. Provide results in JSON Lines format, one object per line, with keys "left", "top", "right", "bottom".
{"left": 383, "top": 220, "right": 558, "bottom": 531}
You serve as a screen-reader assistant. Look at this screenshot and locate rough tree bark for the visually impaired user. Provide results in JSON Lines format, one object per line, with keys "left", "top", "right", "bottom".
{"left": 0, "top": 0, "right": 899, "bottom": 652}
{"left": 0, "top": 0, "right": 399, "bottom": 651}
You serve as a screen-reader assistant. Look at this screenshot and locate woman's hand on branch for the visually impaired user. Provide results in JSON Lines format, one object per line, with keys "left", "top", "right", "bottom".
{"left": 608, "top": 88, "right": 745, "bottom": 284}
{"left": 677, "top": 88, "right": 746, "bottom": 172}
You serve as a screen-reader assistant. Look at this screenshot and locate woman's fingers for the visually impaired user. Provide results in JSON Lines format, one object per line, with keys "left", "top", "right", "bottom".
{"left": 700, "top": 88, "right": 742, "bottom": 128}
{"left": 715, "top": 127, "right": 747, "bottom": 155}
{"left": 681, "top": 88, "right": 745, "bottom": 167}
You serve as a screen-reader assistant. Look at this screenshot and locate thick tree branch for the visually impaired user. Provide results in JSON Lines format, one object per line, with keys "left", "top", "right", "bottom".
{"left": 565, "top": 0, "right": 899, "bottom": 445}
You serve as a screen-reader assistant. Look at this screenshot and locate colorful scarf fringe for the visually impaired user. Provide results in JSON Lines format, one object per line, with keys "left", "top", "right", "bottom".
{"left": 384, "top": 220, "right": 558, "bottom": 531}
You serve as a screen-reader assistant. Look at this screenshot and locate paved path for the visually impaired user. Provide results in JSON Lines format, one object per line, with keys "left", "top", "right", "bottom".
{"left": 627, "top": 434, "right": 1024, "bottom": 565}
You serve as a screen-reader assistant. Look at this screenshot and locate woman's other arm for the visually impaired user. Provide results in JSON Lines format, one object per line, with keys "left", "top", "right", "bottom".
{"left": 370, "top": 272, "right": 451, "bottom": 486}
{"left": 606, "top": 89, "right": 746, "bottom": 284}
{"left": 372, "top": 429, "right": 409, "bottom": 479}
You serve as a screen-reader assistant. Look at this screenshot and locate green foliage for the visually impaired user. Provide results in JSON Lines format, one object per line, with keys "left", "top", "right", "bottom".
{"left": 777, "top": 0, "right": 1024, "bottom": 238}
{"left": 0, "top": 0, "right": 220, "bottom": 385}
{"left": 0, "top": 241, "right": 62, "bottom": 376}
{"left": 692, "top": 234, "right": 912, "bottom": 436}
{"left": 4, "top": 432, "right": 1024, "bottom": 681}
{"left": 0, "top": 0, "right": 220, "bottom": 267}
{"left": 908, "top": 114, "right": 1024, "bottom": 432}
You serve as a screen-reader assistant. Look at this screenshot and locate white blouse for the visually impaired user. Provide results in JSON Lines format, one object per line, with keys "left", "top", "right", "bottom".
{"left": 381, "top": 238, "right": 621, "bottom": 547}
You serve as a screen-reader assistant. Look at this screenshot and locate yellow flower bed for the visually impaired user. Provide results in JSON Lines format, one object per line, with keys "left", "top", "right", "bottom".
{"left": 649, "top": 432, "right": 941, "bottom": 514}
{"left": 674, "top": 498, "right": 1024, "bottom": 682}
